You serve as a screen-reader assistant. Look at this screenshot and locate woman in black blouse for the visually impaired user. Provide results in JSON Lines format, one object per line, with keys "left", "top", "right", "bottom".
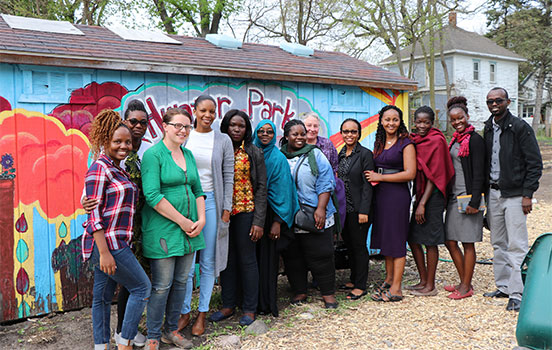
{"left": 337, "top": 118, "right": 375, "bottom": 300}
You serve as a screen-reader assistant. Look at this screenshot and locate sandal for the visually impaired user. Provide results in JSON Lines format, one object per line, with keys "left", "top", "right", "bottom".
{"left": 379, "top": 290, "right": 403, "bottom": 302}
{"left": 371, "top": 290, "right": 384, "bottom": 301}
{"left": 374, "top": 281, "right": 391, "bottom": 295}
{"left": 346, "top": 290, "right": 367, "bottom": 300}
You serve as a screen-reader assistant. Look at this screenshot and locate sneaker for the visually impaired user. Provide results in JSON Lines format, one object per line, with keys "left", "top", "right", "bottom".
{"left": 114, "top": 331, "right": 147, "bottom": 347}
{"left": 161, "top": 330, "right": 193, "bottom": 349}
{"left": 146, "top": 339, "right": 159, "bottom": 350}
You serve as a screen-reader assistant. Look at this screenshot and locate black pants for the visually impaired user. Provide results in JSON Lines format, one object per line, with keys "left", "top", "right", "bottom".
{"left": 341, "top": 212, "right": 370, "bottom": 290}
{"left": 282, "top": 227, "right": 335, "bottom": 296}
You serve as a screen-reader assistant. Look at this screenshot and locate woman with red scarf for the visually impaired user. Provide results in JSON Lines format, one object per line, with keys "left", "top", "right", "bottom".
{"left": 444, "top": 96, "right": 485, "bottom": 299}
{"left": 407, "top": 106, "right": 454, "bottom": 296}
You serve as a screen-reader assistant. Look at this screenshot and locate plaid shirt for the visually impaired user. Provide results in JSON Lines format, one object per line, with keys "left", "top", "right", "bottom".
{"left": 81, "top": 154, "right": 138, "bottom": 260}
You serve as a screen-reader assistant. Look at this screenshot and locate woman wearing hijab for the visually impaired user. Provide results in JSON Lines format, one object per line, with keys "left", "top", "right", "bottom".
{"left": 253, "top": 120, "right": 299, "bottom": 316}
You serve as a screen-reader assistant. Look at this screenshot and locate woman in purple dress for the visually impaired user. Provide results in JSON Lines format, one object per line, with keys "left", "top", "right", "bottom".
{"left": 365, "top": 105, "right": 416, "bottom": 302}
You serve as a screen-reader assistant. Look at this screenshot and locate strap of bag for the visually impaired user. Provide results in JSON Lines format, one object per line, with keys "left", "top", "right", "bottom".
{"left": 293, "top": 154, "right": 308, "bottom": 189}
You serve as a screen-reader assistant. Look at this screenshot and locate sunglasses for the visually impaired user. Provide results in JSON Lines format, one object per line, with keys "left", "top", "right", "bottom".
{"left": 341, "top": 129, "right": 359, "bottom": 135}
{"left": 128, "top": 118, "right": 148, "bottom": 127}
{"left": 256, "top": 129, "right": 275, "bottom": 135}
{"left": 167, "top": 122, "right": 193, "bottom": 131}
{"left": 486, "top": 98, "right": 506, "bottom": 105}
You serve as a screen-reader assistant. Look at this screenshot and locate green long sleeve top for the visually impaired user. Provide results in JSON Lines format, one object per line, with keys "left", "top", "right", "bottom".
{"left": 141, "top": 141, "right": 206, "bottom": 259}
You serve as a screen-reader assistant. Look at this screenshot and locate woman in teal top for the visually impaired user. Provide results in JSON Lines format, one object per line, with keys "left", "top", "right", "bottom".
{"left": 141, "top": 107, "right": 205, "bottom": 350}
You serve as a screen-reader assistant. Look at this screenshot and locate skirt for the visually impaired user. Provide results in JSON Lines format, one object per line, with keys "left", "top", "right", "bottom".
{"left": 409, "top": 191, "right": 446, "bottom": 246}
{"left": 445, "top": 197, "right": 483, "bottom": 243}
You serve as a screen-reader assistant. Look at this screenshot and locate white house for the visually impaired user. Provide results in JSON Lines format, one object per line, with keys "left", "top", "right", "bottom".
{"left": 380, "top": 13, "right": 526, "bottom": 130}
{"left": 518, "top": 70, "right": 551, "bottom": 125}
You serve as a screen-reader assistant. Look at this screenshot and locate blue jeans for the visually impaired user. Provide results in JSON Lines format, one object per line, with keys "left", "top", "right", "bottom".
{"left": 147, "top": 253, "right": 194, "bottom": 340}
{"left": 90, "top": 245, "right": 151, "bottom": 346}
{"left": 182, "top": 192, "right": 217, "bottom": 314}
{"left": 220, "top": 212, "right": 258, "bottom": 313}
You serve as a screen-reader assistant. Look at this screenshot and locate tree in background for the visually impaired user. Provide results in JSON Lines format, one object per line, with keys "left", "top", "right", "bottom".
{"left": 486, "top": 0, "right": 552, "bottom": 133}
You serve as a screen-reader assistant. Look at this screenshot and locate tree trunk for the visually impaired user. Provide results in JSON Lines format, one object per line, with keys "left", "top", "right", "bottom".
{"left": 532, "top": 66, "right": 546, "bottom": 134}
{"left": 545, "top": 104, "right": 551, "bottom": 137}
{"left": 438, "top": 18, "right": 452, "bottom": 134}
{"left": 153, "top": 0, "right": 176, "bottom": 34}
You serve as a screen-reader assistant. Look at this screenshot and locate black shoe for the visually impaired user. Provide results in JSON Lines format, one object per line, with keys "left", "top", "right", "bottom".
{"left": 324, "top": 301, "right": 338, "bottom": 309}
{"left": 506, "top": 298, "right": 521, "bottom": 311}
{"left": 483, "top": 289, "right": 508, "bottom": 298}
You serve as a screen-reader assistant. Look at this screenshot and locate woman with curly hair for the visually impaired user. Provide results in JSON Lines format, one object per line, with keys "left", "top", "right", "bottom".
{"left": 365, "top": 105, "right": 416, "bottom": 302}
{"left": 82, "top": 109, "right": 151, "bottom": 350}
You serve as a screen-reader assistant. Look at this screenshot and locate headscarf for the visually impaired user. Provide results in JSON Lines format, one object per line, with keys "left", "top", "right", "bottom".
{"left": 449, "top": 124, "right": 475, "bottom": 157}
{"left": 253, "top": 120, "right": 299, "bottom": 227}
{"left": 411, "top": 127, "right": 455, "bottom": 200}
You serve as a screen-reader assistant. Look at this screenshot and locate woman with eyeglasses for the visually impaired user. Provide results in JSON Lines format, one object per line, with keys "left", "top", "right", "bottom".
{"left": 253, "top": 120, "right": 299, "bottom": 316}
{"left": 209, "top": 109, "right": 267, "bottom": 326}
{"left": 141, "top": 107, "right": 206, "bottom": 350}
{"left": 337, "top": 118, "right": 374, "bottom": 300}
{"left": 178, "top": 95, "right": 234, "bottom": 336}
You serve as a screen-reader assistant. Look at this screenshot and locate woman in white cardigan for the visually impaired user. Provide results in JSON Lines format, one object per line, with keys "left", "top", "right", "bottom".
{"left": 178, "top": 95, "right": 234, "bottom": 336}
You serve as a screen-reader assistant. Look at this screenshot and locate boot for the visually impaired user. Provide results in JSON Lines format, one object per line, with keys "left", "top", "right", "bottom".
{"left": 176, "top": 313, "right": 190, "bottom": 333}
{"left": 191, "top": 311, "right": 206, "bottom": 336}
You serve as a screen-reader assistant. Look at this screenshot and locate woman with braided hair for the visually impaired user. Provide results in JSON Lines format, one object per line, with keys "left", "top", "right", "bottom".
{"left": 365, "top": 105, "right": 416, "bottom": 302}
{"left": 82, "top": 109, "right": 151, "bottom": 350}
{"left": 444, "top": 96, "right": 485, "bottom": 300}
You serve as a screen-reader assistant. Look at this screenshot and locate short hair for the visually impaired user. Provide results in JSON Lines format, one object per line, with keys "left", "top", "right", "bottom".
{"left": 280, "top": 119, "right": 306, "bottom": 147}
{"left": 488, "top": 87, "right": 509, "bottom": 99}
{"left": 340, "top": 118, "right": 362, "bottom": 138}
{"left": 124, "top": 100, "right": 147, "bottom": 120}
{"left": 414, "top": 106, "right": 435, "bottom": 123}
{"left": 300, "top": 112, "right": 320, "bottom": 122}
{"left": 163, "top": 107, "right": 192, "bottom": 124}
{"left": 447, "top": 96, "right": 469, "bottom": 115}
{"left": 220, "top": 109, "right": 253, "bottom": 145}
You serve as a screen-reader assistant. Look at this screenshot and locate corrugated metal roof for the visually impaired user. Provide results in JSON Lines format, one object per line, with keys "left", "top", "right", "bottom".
{"left": 0, "top": 16, "right": 417, "bottom": 90}
{"left": 381, "top": 25, "right": 525, "bottom": 65}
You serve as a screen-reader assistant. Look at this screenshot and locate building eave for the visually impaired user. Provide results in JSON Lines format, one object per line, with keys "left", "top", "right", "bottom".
{"left": 381, "top": 49, "right": 526, "bottom": 66}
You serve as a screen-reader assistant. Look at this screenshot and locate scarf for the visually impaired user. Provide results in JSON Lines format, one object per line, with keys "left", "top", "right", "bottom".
{"left": 449, "top": 125, "right": 475, "bottom": 158}
{"left": 253, "top": 120, "right": 299, "bottom": 227}
{"left": 411, "top": 127, "right": 455, "bottom": 200}
{"left": 280, "top": 143, "right": 319, "bottom": 177}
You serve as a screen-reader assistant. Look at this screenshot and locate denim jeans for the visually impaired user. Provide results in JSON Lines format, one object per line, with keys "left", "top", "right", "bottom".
{"left": 220, "top": 212, "right": 258, "bottom": 313}
{"left": 181, "top": 192, "right": 217, "bottom": 314}
{"left": 90, "top": 244, "right": 151, "bottom": 346}
{"left": 147, "top": 253, "right": 194, "bottom": 340}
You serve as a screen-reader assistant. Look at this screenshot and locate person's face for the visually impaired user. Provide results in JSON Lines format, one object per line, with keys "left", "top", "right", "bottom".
{"left": 256, "top": 123, "right": 275, "bottom": 146}
{"left": 414, "top": 112, "right": 433, "bottom": 137}
{"left": 449, "top": 108, "right": 470, "bottom": 134}
{"left": 228, "top": 115, "right": 247, "bottom": 143}
{"left": 303, "top": 116, "right": 320, "bottom": 141}
{"left": 486, "top": 89, "right": 510, "bottom": 118}
{"left": 163, "top": 114, "right": 192, "bottom": 144}
{"left": 287, "top": 124, "right": 307, "bottom": 151}
{"left": 106, "top": 127, "right": 132, "bottom": 164}
{"left": 124, "top": 110, "right": 148, "bottom": 140}
{"left": 194, "top": 99, "right": 216, "bottom": 130}
{"left": 340, "top": 121, "right": 360, "bottom": 147}
{"left": 381, "top": 109, "right": 401, "bottom": 136}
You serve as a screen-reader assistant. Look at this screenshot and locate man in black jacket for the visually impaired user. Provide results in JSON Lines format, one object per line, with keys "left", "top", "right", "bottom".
{"left": 482, "top": 87, "right": 543, "bottom": 311}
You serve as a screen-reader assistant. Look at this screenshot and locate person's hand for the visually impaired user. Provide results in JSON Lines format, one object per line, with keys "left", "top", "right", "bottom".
{"left": 99, "top": 251, "right": 117, "bottom": 275}
{"left": 465, "top": 205, "right": 479, "bottom": 215}
{"left": 415, "top": 203, "right": 426, "bottom": 224}
{"left": 314, "top": 207, "right": 326, "bottom": 230}
{"left": 250, "top": 225, "right": 263, "bottom": 242}
{"left": 269, "top": 221, "right": 281, "bottom": 240}
{"left": 358, "top": 213, "right": 369, "bottom": 224}
{"left": 221, "top": 210, "right": 230, "bottom": 223}
{"left": 364, "top": 170, "right": 383, "bottom": 183}
{"left": 522, "top": 196, "right": 533, "bottom": 215}
{"left": 188, "top": 218, "right": 206, "bottom": 238}
{"left": 179, "top": 217, "right": 195, "bottom": 234}
{"left": 82, "top": 196, "right": 99, "bottom": 214}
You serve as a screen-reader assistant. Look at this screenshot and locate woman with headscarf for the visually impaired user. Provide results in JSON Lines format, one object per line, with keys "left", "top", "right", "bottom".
{"left": 253, "top": 120, "right": 299, "bottom": 316}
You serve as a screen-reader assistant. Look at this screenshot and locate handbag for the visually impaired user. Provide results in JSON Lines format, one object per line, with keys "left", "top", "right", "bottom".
{"left": 293, "top": 155, "right": 324, "bottom": 233}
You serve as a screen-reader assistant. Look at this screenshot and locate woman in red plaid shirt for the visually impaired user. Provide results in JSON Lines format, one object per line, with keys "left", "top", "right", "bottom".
{"left": 82, "top": 109, "right": 151, "bottom": 350}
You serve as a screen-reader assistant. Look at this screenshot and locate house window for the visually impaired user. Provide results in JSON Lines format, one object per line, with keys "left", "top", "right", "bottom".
{"left": 473, "top": 60, "right": 480, "bottom": 81}
{"left": 490, "top": 62, "right": 496, "bottom": 83}
{"left": 522, "top": 106, "right": 535, "bottom": 118}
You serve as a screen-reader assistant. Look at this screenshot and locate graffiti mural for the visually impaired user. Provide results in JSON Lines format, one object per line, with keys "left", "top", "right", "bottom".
{"left": 0, "top": 65, "right": 408, "bottom": 321}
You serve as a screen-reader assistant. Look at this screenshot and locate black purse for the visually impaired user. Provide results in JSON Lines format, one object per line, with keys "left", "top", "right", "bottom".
{"left": 293, "top": 155, "right": 324, "bottom": 233}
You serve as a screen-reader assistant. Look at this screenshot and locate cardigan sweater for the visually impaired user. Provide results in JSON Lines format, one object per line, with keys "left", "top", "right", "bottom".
{"left": 452, "top": 131, "right": 486, "bottom": 208}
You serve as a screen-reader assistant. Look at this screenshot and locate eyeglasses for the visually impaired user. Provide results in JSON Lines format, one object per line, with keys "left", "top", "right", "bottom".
{"left": 341, "top": 129, "right": 359, "bottom": 135}
{"left": 486, "top": 98, "right": 506, "bottom": 105}
{"left": 256, "top": 129, "right": 275, "bottom": 135}
{"left": 128, "top": 118, "right": 148, "bottom": 127}
{"left": 167, "top": 122, "right": 193, "bottom": 131}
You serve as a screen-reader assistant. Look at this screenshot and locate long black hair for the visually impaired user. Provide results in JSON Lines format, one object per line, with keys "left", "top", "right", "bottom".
{"left": 220, "top": 109, "right": 253, "bottom": 145}
{"left": 373, "top": 105, "right": 409, "bottom": 158}
{"left": 279, "top": 119, "right": 306, "bottom": 147}
{"left": 340, "top": 118, "right": 362, "bottom": 138}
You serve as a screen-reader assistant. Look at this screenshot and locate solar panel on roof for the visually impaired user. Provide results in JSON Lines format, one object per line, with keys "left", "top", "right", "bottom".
{"left": 107, "top": 26, "right": 182, "bottom": 45}
{"left": 1, "top": 14, "right": 84, "bottom": 35}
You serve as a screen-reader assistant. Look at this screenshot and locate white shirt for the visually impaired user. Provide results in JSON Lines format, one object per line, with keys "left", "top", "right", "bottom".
{"left": 186, "top": 130, "right": 215, "bottom": 192}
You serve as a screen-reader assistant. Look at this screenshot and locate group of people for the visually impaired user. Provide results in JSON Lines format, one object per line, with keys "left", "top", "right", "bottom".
{"left": 82, "top": 87, "right": 542, "bottom": 350}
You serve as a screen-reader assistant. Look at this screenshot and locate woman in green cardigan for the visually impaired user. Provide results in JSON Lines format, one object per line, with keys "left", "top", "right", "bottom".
{"left": 141, "top": 108, "right": 206, "bottom": 350}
